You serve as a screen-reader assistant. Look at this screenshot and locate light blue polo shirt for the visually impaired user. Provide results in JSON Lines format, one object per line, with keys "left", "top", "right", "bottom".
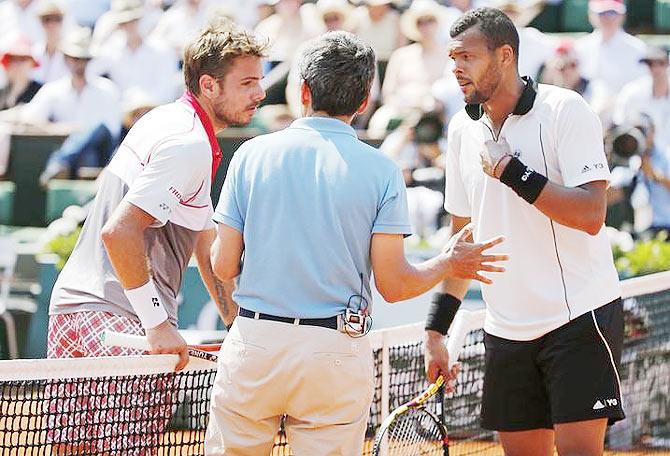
{"left": 645, "top": 146, "right": 670, "bottom": 228}
{"left": 213, "top": 117, "right": 412, "bottom": 318}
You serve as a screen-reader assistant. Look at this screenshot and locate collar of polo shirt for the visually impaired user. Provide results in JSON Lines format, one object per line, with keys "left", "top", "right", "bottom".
{"left": 465, "top": 76, "right": 538, "bottom": 121}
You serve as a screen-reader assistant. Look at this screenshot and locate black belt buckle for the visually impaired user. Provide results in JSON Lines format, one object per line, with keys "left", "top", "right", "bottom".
{"left": 239, "top": 308, "right": 338, "bottom": 330}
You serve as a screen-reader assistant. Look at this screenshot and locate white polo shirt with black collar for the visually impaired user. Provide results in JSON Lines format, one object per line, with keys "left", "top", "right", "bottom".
{"left": 445, "top": 78, "right": 621, "bottom": 341}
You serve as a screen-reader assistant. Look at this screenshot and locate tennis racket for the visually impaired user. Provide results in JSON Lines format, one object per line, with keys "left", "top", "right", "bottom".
{"left": 101, "top": 330, "right": 222, "bottom": 363}
{"left": 372, "top": 309, "right": 486, "bottom": 456}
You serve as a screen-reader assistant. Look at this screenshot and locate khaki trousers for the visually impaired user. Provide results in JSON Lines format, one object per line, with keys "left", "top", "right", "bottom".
{"left": 205, "top": 316, "right": 375, "bottom": 456}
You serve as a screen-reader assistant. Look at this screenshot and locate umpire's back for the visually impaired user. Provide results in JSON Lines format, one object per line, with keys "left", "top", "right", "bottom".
{"left": 214, "top": 31, "right": 412, "bottom": 320}
{"left": 215, "top": 116, "right": 410, "bottom": 318}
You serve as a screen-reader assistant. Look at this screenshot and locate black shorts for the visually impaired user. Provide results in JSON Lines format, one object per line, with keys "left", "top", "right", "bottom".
{"left": 481, "top": 299, "right": 625, "bottom": 432}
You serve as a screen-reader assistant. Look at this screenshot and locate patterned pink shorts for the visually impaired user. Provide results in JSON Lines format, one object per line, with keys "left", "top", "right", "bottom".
{"left": 46, "top": 311, "right": 173, "bottom": 455}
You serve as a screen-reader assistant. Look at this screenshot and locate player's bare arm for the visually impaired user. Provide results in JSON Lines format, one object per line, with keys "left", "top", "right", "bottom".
{"left": 423, "top": 215, "right": 476, "bottom": 383}
{"left": 210, "top": 222, "right": 244, "bottom": 280}
{"left": 101, "top": 201, "right": 188, "bottom": 370}
{"left": 371, "top": 222, "right": 507, "bottom": 304}
{"left": 482, "top": 139, "right": 608, "bottom": 235}
{"left": 195, "top": 228, "right": 238, "bottom": 327}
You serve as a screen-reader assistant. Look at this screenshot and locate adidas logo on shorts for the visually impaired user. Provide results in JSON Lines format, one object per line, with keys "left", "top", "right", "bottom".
{"left": 593, "top": 398, "right": 618, "bottom": 410}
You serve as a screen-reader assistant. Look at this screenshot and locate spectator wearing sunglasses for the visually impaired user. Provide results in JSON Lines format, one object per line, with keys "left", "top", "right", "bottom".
{"left": 574, "top": 0, "right": 645, "bottom": 102}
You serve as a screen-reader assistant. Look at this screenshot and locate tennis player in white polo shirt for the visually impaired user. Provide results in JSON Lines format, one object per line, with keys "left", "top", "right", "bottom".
{"left": 424, "top": 8, "right": 624, "bottom": 456}
{"left": 45, "top": 20, "right": 266, "bottom": 453}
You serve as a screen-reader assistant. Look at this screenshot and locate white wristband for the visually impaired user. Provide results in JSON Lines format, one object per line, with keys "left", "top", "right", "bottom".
{"left": 124, "top": 279, "right": 169, "bottom": 329}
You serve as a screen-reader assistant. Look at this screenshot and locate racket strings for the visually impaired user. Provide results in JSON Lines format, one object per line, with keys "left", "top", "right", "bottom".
{"left": 384, "top": 408, "right": 445, "bottom": 455}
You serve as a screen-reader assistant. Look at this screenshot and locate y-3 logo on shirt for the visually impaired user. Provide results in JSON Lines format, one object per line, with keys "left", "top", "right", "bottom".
{"left": 151, "top": 297, "right": 160, "bottom": 307}
{"left": 582, "top": 163, "right": 605, "bottom": 173}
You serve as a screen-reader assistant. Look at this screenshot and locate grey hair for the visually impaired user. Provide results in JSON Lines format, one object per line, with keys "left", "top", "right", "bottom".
{"left": 299, "top": 31, "right": 376, "bottom": 116}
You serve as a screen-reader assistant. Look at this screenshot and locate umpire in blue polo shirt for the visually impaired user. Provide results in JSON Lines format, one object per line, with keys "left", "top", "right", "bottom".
{"left": 205, "top": 31, "right": 507, "bottom": 456}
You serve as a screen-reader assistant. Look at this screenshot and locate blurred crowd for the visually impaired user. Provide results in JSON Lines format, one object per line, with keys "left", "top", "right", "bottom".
{"left": 0, "top": 0, "right": 669, "bottom": 241}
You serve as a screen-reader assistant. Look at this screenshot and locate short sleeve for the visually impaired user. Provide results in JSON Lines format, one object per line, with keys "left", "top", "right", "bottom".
{"left": 443, "top": 119, "right": 471, "bottom": 216}
{"left": 555, "top": 95, "right": 611, "bottom": 188}
{"left": 213, "top": 150, "right": 244, "bottom": 233}
{"left": 372, "top": 167, "right": 413, "bottom": 236}
{"left": 124, "top": 141, "right": 208, "bottom": 225}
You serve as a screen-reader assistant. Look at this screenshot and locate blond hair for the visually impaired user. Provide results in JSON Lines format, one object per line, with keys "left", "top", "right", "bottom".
{"left": 183, "top": 18, "right": 266, "bottom": 95}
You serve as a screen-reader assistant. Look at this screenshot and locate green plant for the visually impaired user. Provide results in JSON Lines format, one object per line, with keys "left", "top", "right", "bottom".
{"left": 45, "top": 226, "right": 82, "bottom": 270}
{"left": 615, "top": 236, "right": 670, "bottom": 278}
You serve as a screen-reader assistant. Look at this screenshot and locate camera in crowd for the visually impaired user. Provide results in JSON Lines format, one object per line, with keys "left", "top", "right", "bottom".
{"left": 412, "top": 111, "right": 444, "bottom": 145}
{"left": 606, "top": 114, "right": 654, "bottom": 165}
{"left": 408, "top": 110, "right": 445, "bottom": 191}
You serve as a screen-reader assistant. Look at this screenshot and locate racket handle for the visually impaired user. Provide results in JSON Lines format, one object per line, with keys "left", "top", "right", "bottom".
{"left": 446, "top": 309, "right": 485, "bottom": 368}
{"left": 102, "top": 330, "right": 151, "bottom": 351}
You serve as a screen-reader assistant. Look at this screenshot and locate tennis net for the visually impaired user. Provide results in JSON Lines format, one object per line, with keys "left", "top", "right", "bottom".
{"left": 1, "top": 271, "right": 669, "bottom": 455}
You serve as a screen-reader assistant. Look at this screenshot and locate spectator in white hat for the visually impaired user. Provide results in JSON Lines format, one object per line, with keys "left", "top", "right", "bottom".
{"left": 254, "top": 0, "right": 321, "bottom": 105}
{"left": 149, "top": 0, "right": 214, "bottom": 59}
{"left": 351, "top": 0, "right": 405, "bottom": 85}
{"left": 32, "top": 0, "right": 68, "bottom": 84}
{"left": 285, "top": 0, "right": 357, "bottom": 117}
{"left": 92, "top": 0, "right": 163, "bottom": 55}
{"left": 91, "top": 0, "right": 178, "bottom": 103}
{"left": 368, "top": 0, "right": 449, "bottom": 136}
{"left": 574, "top": 0, "right": 645, "bottom": 101}
{"left": 14, "top": 27, "right": 121, "bottom": 182}
{"left": 313, "top": 0, "right": 355, "bottom": 32}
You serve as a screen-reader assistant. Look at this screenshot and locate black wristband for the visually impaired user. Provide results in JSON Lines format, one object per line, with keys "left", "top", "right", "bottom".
{"left": 425, "top": 293, "right": 461, "bottom": 335}
{"left": 500, "top": 157, "right": 548, "bottom": 204}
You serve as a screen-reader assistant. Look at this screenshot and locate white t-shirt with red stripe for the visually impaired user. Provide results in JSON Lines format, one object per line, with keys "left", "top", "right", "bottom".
{"left": 50, "top": 94, "right": 218, "bottom": 325}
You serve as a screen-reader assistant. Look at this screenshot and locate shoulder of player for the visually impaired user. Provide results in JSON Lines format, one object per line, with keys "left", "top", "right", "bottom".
{"left": 234, "top": 130, "right": 280, "bottom": 153}
{"left": 134, "top": 108, "right": 211, "bottom": 160}
{"left": 537, "top": 83, "right": 590, "bottom": 111}
{"left": 151, "top": 135, "right": 211, "bottom": 168}
{"left": 445, "top": 110, "right": 470, "bottom": 136}
{"left": 536, "top": 84, "right": 601, "bottom": 135}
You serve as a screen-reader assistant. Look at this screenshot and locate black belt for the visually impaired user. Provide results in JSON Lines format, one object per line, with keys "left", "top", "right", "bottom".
{"left": 239, "top": 308, "right": 338, "bottom": 330}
